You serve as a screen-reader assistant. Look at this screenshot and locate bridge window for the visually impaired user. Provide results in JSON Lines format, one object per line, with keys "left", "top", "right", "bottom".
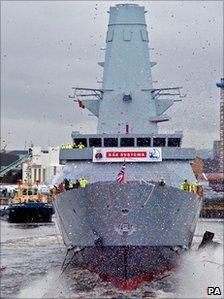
{"left": 120, "top": 138, "right": 134, "bottom": 147}
{"left": 73, "top": 138, "right": 87, "bottom": 147}
{"left": 104, "top": 138, "right": 118, "bottom": 147}
{"left": 168, "top": 138, "right": 181, "bottom": 147}
{"left": 153, "top": 138, "right": 166, "bottom": 147}
{"left": 137, "top": 138, "right": 151, "bottom": 147}
{"left": 89, "top": 138, "right": 102, "bottom": 147}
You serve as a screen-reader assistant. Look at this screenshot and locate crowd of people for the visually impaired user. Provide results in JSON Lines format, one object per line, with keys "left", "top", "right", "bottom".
{"left": 51, "top": 177, "right": 202, "bottom": 198}
{"left": 50, "top": 177, "right": 89, "bottom": 197}
{"left": 0, "top": 187, "right": 15, "bottom": 198}
{"left": 63, "top": 178, "right": 89, "bottom": 190}
{"left": 179, "top": 179, "right": 202, "bottom": 194}
{"left": 61, "top": 142, "right": 85, "bottom": 150}
{"left": 158, "top": 178, "right": 203, "bottom": 195}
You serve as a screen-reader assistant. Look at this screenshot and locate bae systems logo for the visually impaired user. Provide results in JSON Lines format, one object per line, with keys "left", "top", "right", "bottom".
{"left": 95, "top": 152, "right": 103, "bottom": 160}
{"left": 93, "top": 148, "right": 162, "bottom": 162}
{"left": 148, "top": 148, "right": 161, "bottom": 159}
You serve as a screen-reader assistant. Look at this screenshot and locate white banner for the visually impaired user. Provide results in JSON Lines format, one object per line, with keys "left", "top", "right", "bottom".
{"left": 92, "top": 147, "right": 162, "bottom": 162}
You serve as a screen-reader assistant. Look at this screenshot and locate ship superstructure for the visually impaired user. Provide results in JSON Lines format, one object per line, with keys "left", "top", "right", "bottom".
{"left": 54, "top": 4, "right": 202, "bottom": 289}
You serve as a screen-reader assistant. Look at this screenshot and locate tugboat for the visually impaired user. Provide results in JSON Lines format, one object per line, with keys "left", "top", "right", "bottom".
{"left": 54, "top": 4, "right": 202, "bottom": 289}
{"left": 3, "top": 182, "right": 54, "bottom": 223}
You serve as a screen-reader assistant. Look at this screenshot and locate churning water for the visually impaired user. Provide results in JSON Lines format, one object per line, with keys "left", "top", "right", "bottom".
{"left": 1, "top": 218, "right": 223, "bottom": 298}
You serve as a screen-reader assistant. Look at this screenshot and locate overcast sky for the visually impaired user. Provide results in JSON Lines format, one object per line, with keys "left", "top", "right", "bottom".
{"left": 1, "top": 0, "right": 223, "bottom": 150}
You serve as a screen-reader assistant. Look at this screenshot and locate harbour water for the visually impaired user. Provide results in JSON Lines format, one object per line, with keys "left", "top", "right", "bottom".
{"left": 1, "top": 217, "right": 223, "bottom": 298}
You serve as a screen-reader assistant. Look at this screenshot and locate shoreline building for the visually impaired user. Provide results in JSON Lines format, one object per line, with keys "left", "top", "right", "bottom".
{"left": 22, "top": 146, "right": 62, "bottom": 184}
{"left": 216, "top": 78, "right": 224, "bottom": 173}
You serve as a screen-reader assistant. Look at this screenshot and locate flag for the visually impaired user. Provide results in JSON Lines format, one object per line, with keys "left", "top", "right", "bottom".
{"left": 117, "top": 163, "right": 125, "bottom": 184}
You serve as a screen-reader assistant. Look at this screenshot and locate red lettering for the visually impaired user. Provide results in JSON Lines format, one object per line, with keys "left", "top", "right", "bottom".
{"left": 106, "top": 151, "right": 147, "bottom": 158}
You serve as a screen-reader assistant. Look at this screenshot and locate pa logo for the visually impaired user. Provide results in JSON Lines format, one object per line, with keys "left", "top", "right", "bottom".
{"left": 207, "top": 287, "right": 222, "bottom": 296}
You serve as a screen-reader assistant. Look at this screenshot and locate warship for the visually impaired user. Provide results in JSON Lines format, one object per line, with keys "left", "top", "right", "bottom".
{"left": 54, "top": 4, "right": 202, "bottom": 289}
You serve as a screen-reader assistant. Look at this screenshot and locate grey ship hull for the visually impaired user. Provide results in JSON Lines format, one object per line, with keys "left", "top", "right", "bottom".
{"left": 54, "top": 181, "right": 202, "bottom": 288}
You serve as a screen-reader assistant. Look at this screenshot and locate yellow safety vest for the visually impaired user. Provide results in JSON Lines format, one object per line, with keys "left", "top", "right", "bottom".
{"left": 83, "top": 179, "right": 89, "bottom": 186}
{"left": 78, "top": 143, "right": 85, "bottom": 149}
{"left": 180, "top": 182, "right": 190, "bottom": 191}
{"left": 68, "top": 180, "right": 73, "bottom": 189}
{"left": 79, "top": 179, "right": 89, "bottom": 188}
{"left": 79, "top": 179, "right": 85, "bottom": 188}
{"left": 191, "top": 183, "right": 199, "bottom": 193}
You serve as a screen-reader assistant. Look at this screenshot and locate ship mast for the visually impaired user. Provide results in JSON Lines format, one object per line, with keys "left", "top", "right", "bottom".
{"left": 69, "top": 4, "right": 184, "bottom": 135}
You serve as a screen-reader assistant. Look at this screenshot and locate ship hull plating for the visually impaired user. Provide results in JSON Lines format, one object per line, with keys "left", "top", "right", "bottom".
{"left": 68, "top": 245, "right": 178, "bottom": 289}
{"left": 54, "top": 181, "right": 202, "bottom": 287}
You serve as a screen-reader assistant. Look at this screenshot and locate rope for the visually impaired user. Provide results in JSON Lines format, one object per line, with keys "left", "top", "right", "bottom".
{"left": 59, "top": 248, "right": 79, "bottom": 276}
{"left": 141, "top": 179, "right": 156, "bottom": 208}
{"left": 41, "top": 246, "right": 84, "bottom": 298}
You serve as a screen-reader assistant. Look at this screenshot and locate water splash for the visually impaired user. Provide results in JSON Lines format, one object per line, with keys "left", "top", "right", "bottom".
{"left": 17, "top": 242, "right": 223, "bottom": 299}
{"left": 176, "top": 245, "right": 223, "bottom": 298}
{"left": 3, "top": 219, "right": 223, "bottom": 298}
{"left": 18, "top": 271, "right": 64, "bottom": 298}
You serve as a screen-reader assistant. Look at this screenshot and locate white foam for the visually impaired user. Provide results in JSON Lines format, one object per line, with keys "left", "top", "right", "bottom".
{"left": 17, "top": 271, "right": 71, "bottom": 298}
{"left": 176, "top": 245, "right": 223, "bottom": 298}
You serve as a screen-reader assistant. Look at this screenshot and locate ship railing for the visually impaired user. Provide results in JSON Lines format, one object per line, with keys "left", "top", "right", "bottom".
{"left": 69, "top": 87, "right": 104, "bottom": 101}
{"left": 149, "top": 87, "right": 185, "bottom": 101}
